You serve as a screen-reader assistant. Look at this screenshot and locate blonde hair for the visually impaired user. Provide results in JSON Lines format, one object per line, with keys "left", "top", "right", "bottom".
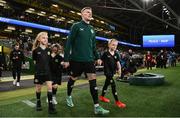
{"left": 32, "top": 32, "right": 48, "bottom": 50}
{"left": 108, "top": 39, "right": 118, "bottom": 45}
{"left": 81, "top": 7, "right": 92, "bottom": 13}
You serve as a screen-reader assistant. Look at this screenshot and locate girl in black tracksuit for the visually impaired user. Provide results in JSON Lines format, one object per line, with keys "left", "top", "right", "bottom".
{"left": 32, "top": 32, "right": 56, "bottom": 114}
{"left": 99, "top": 39, "right": 126, "bottom": 108}
{"left": 49, "top": 44, "right": 64, "bottom": 104}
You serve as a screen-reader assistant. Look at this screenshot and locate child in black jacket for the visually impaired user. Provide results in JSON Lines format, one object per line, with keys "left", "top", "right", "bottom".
{"left": 32, "top": 32, "right": 56, "bottom": 114}
{"left": 99, "top": 39, "right": 126, "bottom": 108}
{"left": 49, "top": 44, "right": 64, "bottom": 104}
{"left": 10, "top": 43, "right": 25, "bottom": 86}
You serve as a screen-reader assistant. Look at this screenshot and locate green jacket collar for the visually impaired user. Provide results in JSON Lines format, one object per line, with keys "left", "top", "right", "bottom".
{"left": 81, "top": 20, "right": 90, "bottom": 25}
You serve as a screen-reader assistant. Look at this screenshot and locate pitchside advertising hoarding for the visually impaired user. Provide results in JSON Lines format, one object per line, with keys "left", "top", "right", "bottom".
{"left": 143, "top": 35, "right": 175, "bottom": 47}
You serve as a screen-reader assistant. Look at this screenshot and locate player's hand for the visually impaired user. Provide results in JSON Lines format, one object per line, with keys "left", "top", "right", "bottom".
{"left": 63, "top": 62, "right": 70, "bottom": 68}
{"left": 96, "top": 59, "right": 102, "bottom": 66}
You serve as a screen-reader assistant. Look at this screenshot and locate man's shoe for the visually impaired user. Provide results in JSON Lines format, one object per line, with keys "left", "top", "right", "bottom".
{"left": 99, "top": 96, "right": 110, "bottom": 103}
{"left": 36, "top": 100, "right": 42, "bottom": 111}
{"left": 94, "top": 106, "right": 110, "bottom": 115}
{"left": 52, "top": 96, "right": 58, "bottom": 105}
{"left": 115, "top": 101, "right": 126, "bottom": 108}
{"left": 66, "top": 96, "right": 74, "bottom": 107}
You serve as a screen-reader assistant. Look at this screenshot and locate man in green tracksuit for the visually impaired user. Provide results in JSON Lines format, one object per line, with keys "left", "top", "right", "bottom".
{"left": 64, "top": 7, "right": 109, "bottom": 115}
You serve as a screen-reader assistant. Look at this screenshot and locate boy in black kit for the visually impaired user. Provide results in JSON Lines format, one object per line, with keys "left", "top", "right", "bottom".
{"left": 10, "top": 43, "right": 25, "bottom": 86}
{"left": 99, "top": 39, "right": 126, "bottom": 108}
{"left": 49, "top": 44, "right": 64, "bottom": 104}
{"left": 32, "top": 32, "right": 56, "bottom": 114}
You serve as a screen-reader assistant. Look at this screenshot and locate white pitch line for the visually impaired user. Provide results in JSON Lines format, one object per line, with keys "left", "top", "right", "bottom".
{"left": 22, "top": 100, "right": 36, "bottom": 108}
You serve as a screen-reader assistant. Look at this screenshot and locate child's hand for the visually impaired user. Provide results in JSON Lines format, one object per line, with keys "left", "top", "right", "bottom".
{"left": 61, "top": 61, "right": 64, "bottom": 65}
{"left": 96, "top": 59, "right": 102, "bottom": 66}
{"left": 63, "top": 62, "right": 70, "bottom": 68}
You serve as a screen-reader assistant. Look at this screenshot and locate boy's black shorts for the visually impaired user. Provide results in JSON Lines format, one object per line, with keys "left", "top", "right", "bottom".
{"left": 34, "top": 74, "right": 51, "bottom": 85}
{"left": 51, "top": 74, "right": 62, "bottom": 85}
{"left": 70, "top": 61, "right": 96, "bottom": 78}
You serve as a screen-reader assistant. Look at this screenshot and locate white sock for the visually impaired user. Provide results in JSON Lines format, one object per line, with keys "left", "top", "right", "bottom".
{"left": 94, "top": 104, "right": 99, "bottom": 108}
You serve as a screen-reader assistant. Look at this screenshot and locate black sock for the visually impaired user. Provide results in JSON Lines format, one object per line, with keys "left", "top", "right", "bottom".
{"left": 47, "top": 91, "right": 53, "bottom": 104}
{"left": 67, "top": 78, "right": 75, "bottom": 96}
{"left": 52, "top": 88, "right": 57, "bottom": 96}
{"left": 89, "top": 79, "right": 98, "bottom": 104}
{"left": 12, "top": 70, "right": 16, "bottom": 80}
{"left": 17, "top": 71, "right": 21, "bottom": 82}
{"left": 101, "top": 77, "right": 111, "bottom": 96}
{"left": 47, "top": 91, "right": 55, "bottom": 111}
{"left": 36, "top": 92, "right": 41, "bottom": 101}
{"left": 110, "top": 79, "right": 119, "bottom": 101}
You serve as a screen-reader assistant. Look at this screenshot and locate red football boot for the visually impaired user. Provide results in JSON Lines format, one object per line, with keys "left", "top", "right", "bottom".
{"left": 99, "top": 96, "right": 110, "bottom": 103}
{"left": 115, "top": 101, "right": 126, "bottom": 108}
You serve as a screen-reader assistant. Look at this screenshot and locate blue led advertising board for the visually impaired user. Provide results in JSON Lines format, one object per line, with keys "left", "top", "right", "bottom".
{"left": 143, "top": 35, "right": 175, "bottom": 47}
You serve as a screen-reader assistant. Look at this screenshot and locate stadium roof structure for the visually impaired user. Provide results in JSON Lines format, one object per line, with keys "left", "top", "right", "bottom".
{"left": 0, "top": 0, "right": 180, "bottom": 50}
{"left": 54, "top": 0, "right": 180, "bottom": 47}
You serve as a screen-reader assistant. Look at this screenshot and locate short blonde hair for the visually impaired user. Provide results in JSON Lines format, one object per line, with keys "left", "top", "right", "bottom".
{"left": 81, "top": 7, "right": 92, "bottom": 13}
{"left": 108, "top": 39, "right": 118, "bottom": 45}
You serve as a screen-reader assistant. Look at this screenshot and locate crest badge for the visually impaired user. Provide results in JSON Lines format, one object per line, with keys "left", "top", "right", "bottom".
{"left": 35, "top": 79, "right": 38, "bottom": 83}
{"left": 55, "top": 59, "right": 59, "bottom": 63}
{"left": 48, "top": 51, "right": 50, "bottom": 55}
{"left": 91, "top": 29, "right": 94, "bottom": 34}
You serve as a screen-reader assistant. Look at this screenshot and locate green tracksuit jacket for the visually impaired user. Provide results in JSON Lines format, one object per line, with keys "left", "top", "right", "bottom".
{"left": 64, "top": 20, "right": 99, "bottom": 62}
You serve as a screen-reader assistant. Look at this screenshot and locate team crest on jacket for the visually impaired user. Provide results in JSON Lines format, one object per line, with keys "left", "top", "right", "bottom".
{"left": 55, "top": 59, "right": 59, "bottom": 63}
{"left": 91, "top": 29, "right": 94, "bottom": 34}
{"left": 48, "top": 51, "right": 50, "bottom": 55}
{"left": 35, "top": 79, "right": 38, "bottom": 83}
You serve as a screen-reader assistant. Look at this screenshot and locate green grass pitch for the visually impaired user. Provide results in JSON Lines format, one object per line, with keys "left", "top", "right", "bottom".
{"left": 0, "top": 64, "right": 180, "bottom": 117}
